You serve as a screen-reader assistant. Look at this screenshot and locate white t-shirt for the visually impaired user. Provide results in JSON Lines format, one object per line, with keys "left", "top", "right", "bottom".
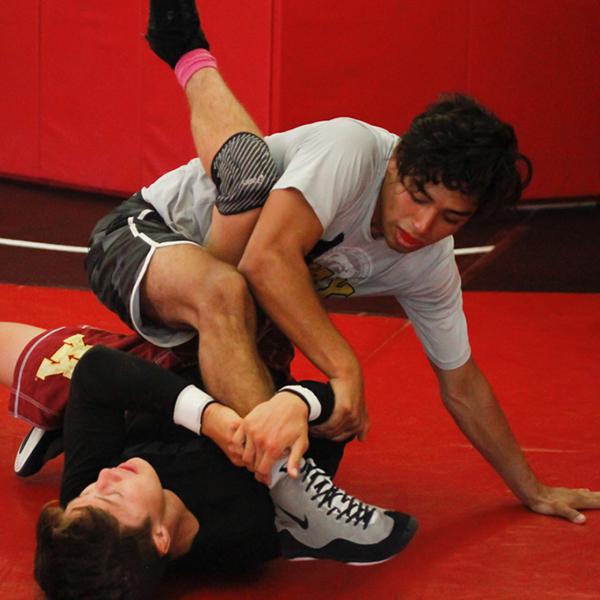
{"left": 142, "top": 118, "right": 470, "bottom": 370}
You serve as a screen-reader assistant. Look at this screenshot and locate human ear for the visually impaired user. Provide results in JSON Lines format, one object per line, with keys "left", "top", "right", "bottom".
{"left": 387, "top": 156, "right": 400, "bottom": 178}
{"left": 152, "top": 525, "right": 171, "bottom": 556}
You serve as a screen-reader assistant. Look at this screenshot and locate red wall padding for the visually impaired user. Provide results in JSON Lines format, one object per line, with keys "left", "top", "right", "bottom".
{"left": 40, "top": 1, "right": 143, "bottom": 192}
{"left": 271, "top": 0, "right": 471, "bottom": 134}
{"left": 0, "top": 1, "right": 40, "bottom": 178}
{"left": 467, "top": 1, "right": 600, "bottom": 198}
{"left": 0, "top": 1, "right": 598, "bottom": 199}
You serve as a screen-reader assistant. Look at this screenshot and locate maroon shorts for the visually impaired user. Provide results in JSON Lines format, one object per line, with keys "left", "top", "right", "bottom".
{"left": 9, "top": 326, "right": 196, "bottom": 430}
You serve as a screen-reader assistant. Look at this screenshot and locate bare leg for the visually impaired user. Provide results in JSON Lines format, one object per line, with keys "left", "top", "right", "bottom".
{"left": 147, "top": 0, "right": 270, "bottom": 264}
{"left": 144, "top": 0, "right": 275, "bottom": 408}
{"left": 146, "top": 0, "right": 263, "bottom": 174}
{"left": 2, "top": 322, "right": 65, "bottom": 477}
{"left": 186, "top": 68, "right": 262, "bottom": 176}
{"left": 0, "top": 322, "right": 43, "bottom": 388}
{"left": 142, "top": 244, "right": 273, "bottom": 415}
{"left": 186, "top": 69, "right": 268, "bottom": 265}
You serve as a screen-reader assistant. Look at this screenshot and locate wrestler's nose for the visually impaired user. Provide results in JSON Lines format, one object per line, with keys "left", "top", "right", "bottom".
{"left": 96, "top": 468, "right": 121, "bottom": 491}
{"left": 413, "top": 205, "right": 437, "bottom": 235}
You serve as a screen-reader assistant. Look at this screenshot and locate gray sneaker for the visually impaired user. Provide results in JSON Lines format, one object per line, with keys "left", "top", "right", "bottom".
{"left": 270, "top": 458, "right": 418, "bottom": 565}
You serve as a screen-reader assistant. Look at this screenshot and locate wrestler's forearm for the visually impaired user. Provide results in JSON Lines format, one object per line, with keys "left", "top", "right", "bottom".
{"left": 239, "top": 189, "right": 367, "bottom": 437}
{"left": 435, "top": 358, "right": 543, "bottom": 504}
{"left": 73, "top": 346, "right": 189, "bottom": 417}
{"left": 241, "top": 248, "right": 360, "bottom": 383}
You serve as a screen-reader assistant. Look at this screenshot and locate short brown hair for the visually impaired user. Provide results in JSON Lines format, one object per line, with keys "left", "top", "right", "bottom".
{"left": 35, "top": 503, "right": 166, "bottom": 600}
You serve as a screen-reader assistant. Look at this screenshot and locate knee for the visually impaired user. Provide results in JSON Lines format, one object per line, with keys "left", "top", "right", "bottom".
{"left": 194, "top": 266, "right": 255, "bottom": 330}
{"left": 212, "top": 133, "right": 280, "bottom": 215}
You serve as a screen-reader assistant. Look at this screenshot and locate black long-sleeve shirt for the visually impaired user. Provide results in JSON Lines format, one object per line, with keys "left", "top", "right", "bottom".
{"left": 61, "top": 346, "right": 341, "bottom": 570}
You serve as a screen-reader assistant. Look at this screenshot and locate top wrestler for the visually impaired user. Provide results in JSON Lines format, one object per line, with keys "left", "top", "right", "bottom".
{"left": 85, "top": 0, "right": 600, "bottom": 521}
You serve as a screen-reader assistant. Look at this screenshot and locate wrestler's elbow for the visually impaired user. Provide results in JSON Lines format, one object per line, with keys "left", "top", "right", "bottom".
{"left": 238, "top": 245, "right": 286, "bottom": 289}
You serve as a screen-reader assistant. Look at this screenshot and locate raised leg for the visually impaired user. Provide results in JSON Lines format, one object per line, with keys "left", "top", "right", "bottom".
{"left": 146, "top": 0, "right": 276, "bottom": 265}
{"left": 141, "top": 0, "right": 277, "bottom": 411}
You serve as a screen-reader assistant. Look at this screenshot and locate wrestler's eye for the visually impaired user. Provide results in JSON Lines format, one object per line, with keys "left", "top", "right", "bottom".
{"left": 411, "top": 193, "right": 430, "bottom": 205}
{"left": 443, "top": 215, "right": 461, "bottom": 225}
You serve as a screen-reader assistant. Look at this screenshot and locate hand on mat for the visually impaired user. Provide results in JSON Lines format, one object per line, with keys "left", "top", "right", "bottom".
{"left": 312, "top": 373, "right": 370, "bottom": 442}
{"left": 233, "top": 392, "right": 309, "bottom": 485}
{"left": 527, "top": 484, "right": 600, "bottom": 524}
{"left": 201, "top": 403, "right": 244, "bottom": 467}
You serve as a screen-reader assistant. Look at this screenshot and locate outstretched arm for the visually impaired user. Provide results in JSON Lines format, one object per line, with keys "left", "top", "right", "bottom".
{"left": 433, "top": 356, "right": 600, "bottom": 523}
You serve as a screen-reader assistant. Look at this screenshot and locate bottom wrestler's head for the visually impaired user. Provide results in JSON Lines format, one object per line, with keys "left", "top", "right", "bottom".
{"left": 35, "top": 458, "right": 168, "bottom": 600}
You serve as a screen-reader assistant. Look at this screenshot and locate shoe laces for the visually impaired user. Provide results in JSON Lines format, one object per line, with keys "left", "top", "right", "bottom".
{"left": 300, "top": 460, "right": 376, "bottom": 529}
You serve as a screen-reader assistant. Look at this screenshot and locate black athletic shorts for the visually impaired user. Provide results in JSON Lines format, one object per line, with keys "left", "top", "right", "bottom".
{"left": 85, "top": 192, "right": 199, "bottom": 347}
{"left": 84, "top": 193, "right": 296, "bottom": 380}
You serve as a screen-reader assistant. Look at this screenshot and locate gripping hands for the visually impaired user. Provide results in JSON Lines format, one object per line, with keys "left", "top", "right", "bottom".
{"left": 204, "top": 378, "right": 367, "bottom": 485}
{"left": 232, "top": 392, "right": 309, "bottom": 485}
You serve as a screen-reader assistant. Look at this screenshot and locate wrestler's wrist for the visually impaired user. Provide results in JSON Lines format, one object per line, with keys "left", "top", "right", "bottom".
{"left": 173, "top": 385, "right": 217, "bottom": 435}
{"left": 515, "top": 477, "right": 547, "bottom": 506}
{"left": 200, "top": 402, "right": 239, "bottom": 439}
{"left": 200, "top": 401, "right": 220, "bottom": 437}
{"left": 270, "top": 391, "right": 309, "bottom": 421}
{"left": 329, "top": 351, "right": 362, "bottom": 380}
{"left": 277, "top": 381, "right": 335, "bottom": 425}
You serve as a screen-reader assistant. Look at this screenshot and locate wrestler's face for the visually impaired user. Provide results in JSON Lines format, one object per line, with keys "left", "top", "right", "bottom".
{"left": 373, "top": 159, "right": 476, "bottom": 253}
{"left": 65, "top": 458, "right": 165, "bottom": 530}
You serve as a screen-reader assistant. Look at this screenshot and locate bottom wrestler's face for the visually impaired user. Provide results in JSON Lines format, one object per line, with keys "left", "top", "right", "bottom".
{"left": 65, "top": 458, "right": 165, "bottom": 529}
{"left": 372, "top": 159, "right": 476, "bottom": 253}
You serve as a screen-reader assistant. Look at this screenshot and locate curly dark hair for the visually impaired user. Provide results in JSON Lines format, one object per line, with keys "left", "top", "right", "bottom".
{"left": 396, "top": 93, "right": 532, "bottom": 216}
{"left": 35, "top": 503, "right": 166, "bottom": 600}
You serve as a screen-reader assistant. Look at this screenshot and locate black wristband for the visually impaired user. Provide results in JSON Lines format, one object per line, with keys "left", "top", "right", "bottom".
{"left": 278, "top": 381, "right": 335, "bottom": 425}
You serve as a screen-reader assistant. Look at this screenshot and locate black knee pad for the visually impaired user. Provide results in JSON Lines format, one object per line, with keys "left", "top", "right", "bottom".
{"left": 211, "top": 132, "right": 280, "bottom": 215}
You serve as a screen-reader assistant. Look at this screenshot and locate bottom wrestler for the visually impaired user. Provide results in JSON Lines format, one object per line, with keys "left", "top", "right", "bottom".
{"left": 0, "top": 322, "right": 417, "bottom": 600}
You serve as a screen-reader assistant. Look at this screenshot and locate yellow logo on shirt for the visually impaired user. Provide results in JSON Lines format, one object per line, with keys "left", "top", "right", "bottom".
{"left": 309, "top": 262, "right": 355, "bottom": 298}
{"left": 36, "top": 334, "right": 93, "bottom": 380}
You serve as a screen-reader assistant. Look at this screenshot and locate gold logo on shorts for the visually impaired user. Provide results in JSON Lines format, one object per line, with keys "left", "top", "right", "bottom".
{"left": 36, "top": 334, "right": 93, "bottom": 380}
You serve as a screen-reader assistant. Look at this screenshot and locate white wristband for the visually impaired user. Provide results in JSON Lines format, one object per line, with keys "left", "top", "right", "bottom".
{"left": 279, "top": 384, "right": 322, "bottom": 423}
{"left": 173, "top": 385, "right": 216, "bottom": 435}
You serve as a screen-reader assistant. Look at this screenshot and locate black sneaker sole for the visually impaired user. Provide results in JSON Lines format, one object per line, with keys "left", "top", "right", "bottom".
{"left": 14, "top": 427, "right": 63, "bottom": 478}
{"left": 279, "top": 514, "right": 419, "bottom": 565}
{"left": 146, "top": 0, "right": 209, "bottom": 67}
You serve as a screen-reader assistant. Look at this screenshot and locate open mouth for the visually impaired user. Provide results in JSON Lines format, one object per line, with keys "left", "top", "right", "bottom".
{"left": 396, "top": 227, "right": 423, "bottom": 249}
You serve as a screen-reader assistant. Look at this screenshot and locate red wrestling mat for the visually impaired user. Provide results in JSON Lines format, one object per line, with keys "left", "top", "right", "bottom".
{"left": 1, "top": 283, "right": 599, "bottom": 599}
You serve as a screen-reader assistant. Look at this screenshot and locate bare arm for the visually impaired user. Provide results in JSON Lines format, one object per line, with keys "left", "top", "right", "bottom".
{"left": 201, "top": 402, "right": 244, "bottom": 466}
{"left": 434, "top": 356, "right": 600, "bottom": 523}
{"left": 205, "top": 206, "right": 262, "bottom": 266}
{"left": 239, "top": 189, "right": 368, "bottom": 441}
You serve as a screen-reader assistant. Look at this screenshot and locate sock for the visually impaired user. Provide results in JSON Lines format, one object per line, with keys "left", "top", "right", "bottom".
{"left": 175, "top": 49, "right": 218, "bottom": 89}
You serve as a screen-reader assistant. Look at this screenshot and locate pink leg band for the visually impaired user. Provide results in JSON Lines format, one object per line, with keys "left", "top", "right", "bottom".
{"left": 175, "top": 49, "right": 218, "bottom": 89}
